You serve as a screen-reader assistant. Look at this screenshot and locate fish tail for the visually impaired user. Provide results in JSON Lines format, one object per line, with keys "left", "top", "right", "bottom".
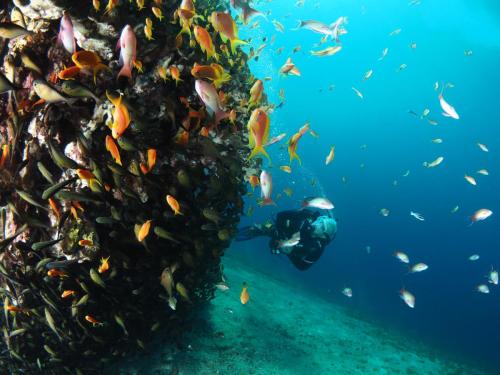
{"left": 242, "top": 6, "right": 263, "bottom": 24}
{"left": 289, "top": 151, "right": 301, "bottom": 165}
{"left": 133, "top": 60, "right": 143, "bottom": 73}
{"left": 230, "top": 38, "right": 248, "bottom": 54}
{"left": 249, "top": 145, "right": 270, "bottom": 161}
{"left": 215, "top": 109, "right": 229, "bottom": 126}
{"left": 293, "top": 21, "right": 305, "bottom": 31}
{"left": 214, "top": 73, "right": 231, "bottom": 88}
{"left": 259, "top": 198, "right": 276, "bottom": 207}
{"left": 179, "top": 24, "right": 191, "bottom": 37}
{"left": 117, "top": 64, "right": 132, "bottom": 80}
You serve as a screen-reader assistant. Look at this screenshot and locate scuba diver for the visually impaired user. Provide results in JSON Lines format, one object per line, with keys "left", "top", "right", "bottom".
{"left": 236, "top": 208, "right": 337, "bottom": 270}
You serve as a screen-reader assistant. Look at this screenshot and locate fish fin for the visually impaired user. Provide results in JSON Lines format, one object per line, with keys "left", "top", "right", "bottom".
{"left": 289, "top": 150, "right": 301, "bottom": 165}
{"left": 230, "top": 38, "right": 248, "bottom": 54}
{"left": 117, "top": 64, "right": 132, "bottom": 80}
{"left": 213, "top": 73, "right": 231, "bottom": 88}
{"left": 249, "top": 145, "right": 270, "bottom": 161}
{"left": 133, "top": 60, "right": 143, "bottom": 73}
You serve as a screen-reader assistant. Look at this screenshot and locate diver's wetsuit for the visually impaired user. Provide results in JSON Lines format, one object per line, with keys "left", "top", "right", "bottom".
{"left": 237, "top": 209, "right": 337, "bottom": 271}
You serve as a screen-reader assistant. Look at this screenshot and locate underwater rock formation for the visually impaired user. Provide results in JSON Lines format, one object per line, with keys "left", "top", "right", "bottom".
{"left": 0, "top": 0, "right": 256, "bottom": 373}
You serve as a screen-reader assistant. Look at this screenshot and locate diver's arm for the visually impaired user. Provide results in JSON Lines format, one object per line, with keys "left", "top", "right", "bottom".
{"left": 236, "top": 223, "right": 275, "bottom": 241}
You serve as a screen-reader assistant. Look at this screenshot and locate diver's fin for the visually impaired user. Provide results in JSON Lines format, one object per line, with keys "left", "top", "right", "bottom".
{"left": 235, "top": 225, "right": 264, "bottom": 241}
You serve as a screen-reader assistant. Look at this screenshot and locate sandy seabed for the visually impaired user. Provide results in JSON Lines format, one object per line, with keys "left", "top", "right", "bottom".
{"left": 118, "top": 255, "right": 487, "bottom": 375}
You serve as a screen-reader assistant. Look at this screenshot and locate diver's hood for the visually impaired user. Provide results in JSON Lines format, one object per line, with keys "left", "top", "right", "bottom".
{"left": 311, "top": 216, "right": 337, "bottom": 240}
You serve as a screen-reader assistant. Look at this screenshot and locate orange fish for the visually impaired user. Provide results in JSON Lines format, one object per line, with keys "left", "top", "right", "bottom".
{"left": 176, "top": 0, "right": 196, "bottom": 36}
{"left": 78, "top": 239, "right": 93, "bottom": 247}
{"left": 85, "top": 314, "right": 103, "bottom": 326}
{"left": 147, "top": 148, "right": 156, "bottom": 170}
{"left": 169, "top": 65, "right": 183, "bottom": 86}
{"left": 249, "top": 79, "right": 263, "bottom": 107}
{"left": 0, "top": 144, "right": 8, "bottom": 168}
{"left": 199, "top": 126, "right": 209, "bottom": 137}
{"left": 48, "top": 197, "right": 61, "bottom": 220}
{"left": 288, "top": 122, "right": 310, "bottom": 165}
{"left": 279, "top": 57, "right": 301, "bottom": 77}
{"left": 209, "top": 12, "right": 247, "bottom": 54}
{"left": 247, "top": 108, "right": 270, "bottom": 161}
{"left": 240, "top": 282, "right": 249, "bottom": 304}
{"left": 57, "top": 65, "right": 81, "bottom": 80}
{"left": 194, "top": 26, "right": 219, "bottom": 61}
{"left": 47, "top": 269, "right": 68, "bottom": 278}
{"left": 98, "top": 256, "right": 110, "bottom": 274}
{"left": 157, "top": 66, "right": 168, "bottom": 81}
{"left": 70, "top": 201, "right": 84, "bottom": 220}
{"left": 5, "top": 305, "right": 29, "bottom": 314}
{"left": 248, "top": 175, "right": 259, "bottom": 190}
{"left": 61, "top": 290, "right": 76, "bottom": 298}
{"left": 140, "top": 148, "right": 157, "bottom": 174}
{"left": 106, "top": 91, "right": 131, "bottom": 139}
{"left": 137, "top": 220, "right": 152, "bottom": 241}
{"left": 72, "top": 50, "right": 108, "bottom": 83}
{"left": 151, "top": 6, "right": 164, "bottom": 21}
{"left": 104, "top": 0, "right": 118, "bottom": 14}
{"left": 191, "top": 63, "right": 231, "bottom": 88}
{"left": 105, "top": 135, "right": 122, "bottom": 165}
{"left": 76, "top": 169, "right": 96, "bottom": 180}
{"left": 73, "top": 201, "right": 84, "bottom": 212}
{"left": 176, "top": 130, "right": 189, "bottom": 145}
{"left": 166, "top": 195, "right": 183, "bottom": 215}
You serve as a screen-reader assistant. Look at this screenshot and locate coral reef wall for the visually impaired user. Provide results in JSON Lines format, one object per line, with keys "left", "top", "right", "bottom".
{"left": 0, "top": 0, "right": 255, "bottom": 373}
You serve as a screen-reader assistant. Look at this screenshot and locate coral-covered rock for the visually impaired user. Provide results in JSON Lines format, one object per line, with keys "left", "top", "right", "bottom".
{"left": 0, "top": 0, "right": 255, "bottom": 373}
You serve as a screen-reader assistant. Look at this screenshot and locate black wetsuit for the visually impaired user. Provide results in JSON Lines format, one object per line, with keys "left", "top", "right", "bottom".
{"left": 270, "top": 209, "right": 332, "bottom": 270}
{"left": 237, "top": 209, "right": 336, "bottom": 271}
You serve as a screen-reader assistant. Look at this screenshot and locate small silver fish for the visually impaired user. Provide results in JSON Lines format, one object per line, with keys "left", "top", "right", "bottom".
{"left": 277, "top": 231, "right": 300, "bottom": 248}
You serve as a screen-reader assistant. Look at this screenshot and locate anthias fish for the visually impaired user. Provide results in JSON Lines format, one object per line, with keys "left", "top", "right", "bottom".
{"left": 247, "top": 108, "right": 270, "bottom": 160}
{"left": 259, "top": 170, "right": 274, "bottom": 206}
{"left": 210, "top": 12, "right": 247, "bottom": 53}
{"left": 301, "top": 197, "right": 334, "bottom": 210}
{"left": 230, "top": 0, "right": 263, "bottom": 24}
{"left": 117, "top": 25, "right": 138, "bottom": 79}
{"left": 195, "top": 80, "right": 229, "bottom": 126}
{"left": 58, "top": 12, "right": 76, "bottom": 54}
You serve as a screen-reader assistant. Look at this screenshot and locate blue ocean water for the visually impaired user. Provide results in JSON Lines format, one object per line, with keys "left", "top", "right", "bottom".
{"left": 233, "top": 0, "right": 500, "bottom": 372}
